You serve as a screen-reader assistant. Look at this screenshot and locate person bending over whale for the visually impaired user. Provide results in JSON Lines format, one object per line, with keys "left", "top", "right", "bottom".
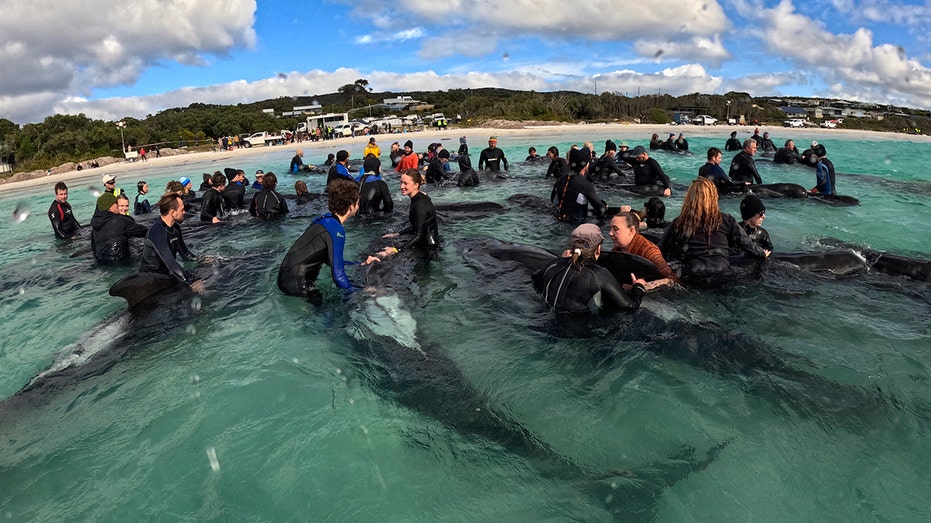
{"left": 249, "top": 172, "right": 289, "bottom": 219}
{"left": 91, "top": 193, "right": 148, "bottom": 262}
{"left": 609, "top": 211, "right": 677, "bottom": 289}
{"left": 698, "top": 147, "right": 747, "bottom": 194}
{"left": 630, "top": 146, "right": 672, "bottom": 196}
{"left": 375, "top": 169, "right": 440, "bottom": 260}
{"left": 277, "top": 179, "right": 379, "bottom": 303}
{"left": 658, "top": 178, "right": 769, "bottom": 280}
{"left": 532, "top": 224, "right": 646, "bottom": 314}
{"left": 552, "top": 148, "right": 607, "bottom": 223}
{"left": 139, "top": 194, "right": 203, "bottom": 292}
{"left": 356, "top": 155, "right": 394, "bottom": 213}
{"left": 772, "top": 139, "right": 802, "bottom": 164}
{"left": 728, "top": 139, "right": 763, "bottom": 184}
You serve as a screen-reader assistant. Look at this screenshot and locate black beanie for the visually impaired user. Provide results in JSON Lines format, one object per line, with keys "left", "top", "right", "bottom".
{"left": 605, "top": 139, "right": 617, "bottom": 152}
{"left": 363, "top": 156, "right": 381, "bottom": 174}
{"left": 404, "top": 140, "right": 414, "bottom": 149}
{"left": 438, "top": 149, "right": 450, "bottom": 159}
{"left": 740, "top": 195, "right": 766, "bottom": 220}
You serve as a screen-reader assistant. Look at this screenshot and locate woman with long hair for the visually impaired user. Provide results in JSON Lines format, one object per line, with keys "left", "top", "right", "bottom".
{"left": 658, "top": 177, "right": 769, "bottom": 279}
{"left": 376, "top": 169, "right": 439, "bottom": 258}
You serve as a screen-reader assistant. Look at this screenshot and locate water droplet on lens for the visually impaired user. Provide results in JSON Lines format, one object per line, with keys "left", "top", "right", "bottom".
{"left": 348, "top": 398, "right": 354, "bottom": 404}
{"left": 88, "top": 187, "right": 100, "bottom": 197}
{"left": 292, "top": 357, "right": 299, "bottom": 364}
{"left": 12, "top": 203, "right": 29, "bottom": 223}
{"left": 185, "top": 324, "right": 197, "bottom": 335}
{"left": 191, "top": 374, "right": 200, "bottom": 384}
{"left": 884, "top": 156, "right": 892, "bottom": 165}
{"left": 19, "top": 288, "right": 25, "bottom": 295}
{"left": 190, "top": 297, "right": 202, "bottom": 312}
{"left": 206, "top": 447, "right": 220, "bottom": 472}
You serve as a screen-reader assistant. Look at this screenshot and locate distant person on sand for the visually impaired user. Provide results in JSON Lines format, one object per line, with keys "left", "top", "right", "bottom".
{"left": 48, "top": 181, "right": 81, "bottom": 240}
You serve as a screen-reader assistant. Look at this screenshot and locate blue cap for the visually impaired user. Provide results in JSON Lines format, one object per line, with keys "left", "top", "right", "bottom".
{"left": 180, "top": 177, "right": 191, "bottom": 186}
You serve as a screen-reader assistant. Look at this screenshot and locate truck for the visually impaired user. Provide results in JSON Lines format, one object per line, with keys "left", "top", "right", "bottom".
{"left": 243, "top": 131, "right": 285, "bottom": 147}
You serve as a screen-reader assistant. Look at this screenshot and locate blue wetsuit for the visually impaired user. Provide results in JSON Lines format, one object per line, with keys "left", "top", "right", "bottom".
{"left": 698, "top": 162, "right": 741, "bottom": 194}
{"left": 355, "top": 172, "right": 394, "bottom": 214}
{"left": 814, "top": 160, "right": 834, "bottom": 195}
{"left": 277, "top": 213, "right": 359, "bottom": 297}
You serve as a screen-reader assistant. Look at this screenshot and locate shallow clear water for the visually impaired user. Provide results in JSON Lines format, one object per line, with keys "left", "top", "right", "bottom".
{"left": 1, "top": 131, "right": 930, "bottom": 521}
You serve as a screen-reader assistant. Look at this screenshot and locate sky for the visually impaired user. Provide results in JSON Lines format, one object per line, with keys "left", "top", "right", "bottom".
{"left": 2, "top": 0, "right": 931, "bottom": 125}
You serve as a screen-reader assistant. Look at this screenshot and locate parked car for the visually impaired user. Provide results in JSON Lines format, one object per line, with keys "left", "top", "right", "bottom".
{"left": 332, "top": 124, "right": 355, "bottom": 137}
{"left": 694, "top": 115, "right": 717, "bottom": 126}
{"left": 783, "top": 119, "right": 806, "bottom": 128}
{"left": 821, "top": 120, "right": 838, "bottom": 128}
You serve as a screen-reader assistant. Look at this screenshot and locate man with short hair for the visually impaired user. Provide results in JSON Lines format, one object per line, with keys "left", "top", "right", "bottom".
{"left": 48, "top": 181, "right": 81, "bottom": 239}
{"left": 326, "top": 149, "right": 354, "bottom": 189}
{"left": 223, "top": 169, "right": 247, "bottom": 210}
{"left": 200, "top": 172, "right": 226, "bottom": 223}
{"left": 140, "top": 194, "right": 202, "bottom": 291}
{"left": 478, "top": 136, "right": 508, "bottom": 172}
{"left": 773, "top": 139, "right": 802, "bottom": 165}
{"left": 630, "top": 146, "right": 672, "bottom": 196}
{"left": 729, "top": 139, "right": 762, "bottom": 184}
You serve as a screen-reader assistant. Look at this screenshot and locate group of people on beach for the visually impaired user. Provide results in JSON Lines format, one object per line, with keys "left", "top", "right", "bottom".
{"left": 46, "top": 128, "right": 833, "bottom": 317}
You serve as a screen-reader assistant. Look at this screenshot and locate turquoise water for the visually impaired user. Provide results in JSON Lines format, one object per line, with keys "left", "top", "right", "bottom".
{"left": 1, "top": 131, "right": 930, "bottom": 521}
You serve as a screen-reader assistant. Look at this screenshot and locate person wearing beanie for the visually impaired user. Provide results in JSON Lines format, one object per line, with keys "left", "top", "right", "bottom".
{"left": 531, "top": 223, "right": 647, "bottom": 314}
{"left": 222, "top": 169, "right": 247, "bottom": 210}
{"left": 356, "top": 154, "right": 394, "bottom": 214}
{"left": 676, "top": 132, "right": 689, "bottom": 151}
{"left": 134, "top": 180, "right": 151, "bottom": 215}
{"left": 394, "top": 140, "right": 419, "bottom": 173}
{"left": 663, "top": 133, "right": 678, "bottom": 151}
{"left": 590, "top": 140, "right": 625, "bottom": 182}
{"left": 200, "top": 172, "right": 227, "bottom": 223}
{"left": 725, "top": 130, "right": 742, "bottom": 151}
{"left": 552, "top": 148, "right": 607, "bottom": 223}
{"left": 738, "top": 195, "right": 773, "bottom": 251}
{"left": 478, "top": 136, "right": 508, "bottom": 172}
{"left": 326, "top": 150, "right": 354, "bottom": 190}
{"left": 457, "top": 137, "right": 469, "bottom": 157}
{"left": 425, "top": 148, "right": 450, "bottom": 185}
{"left": 808, "top": 143, "right": 836, "bottom": 196}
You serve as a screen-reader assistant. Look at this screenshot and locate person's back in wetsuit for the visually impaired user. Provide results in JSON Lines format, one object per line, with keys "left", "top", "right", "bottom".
{"left": 532, "top": 256, "right": 644, "bottom": 313}
{"left": 249, "top": 189, "right": 289, "bottom": 219}
{"left": 555, "top": 173, "right": 606, "bottom": 223}
{"left": 200, "top": 187, "right": 225, "bottom": 222}
{"left": 277, "top": 213, "right": 359, "bottom": 297}
{"left": 772, "top": 146, "right": 801, "bottom": 164}
{"left": 725, "top": 135, "right": 742, "bottom": 152}
{"left": 223, "top": 181, "right": 246, "bottom": 210}
{"left": 658, "top": 213, "right": 766, "bottom": 278}
{"left": 91, "top": 208, "right": 148, "bottom": 261}
{"left": 357, "top": 173, "right": 394, "bottom": 213}
{"left": 456, "top": 153, "right": 480, "bottom": 187}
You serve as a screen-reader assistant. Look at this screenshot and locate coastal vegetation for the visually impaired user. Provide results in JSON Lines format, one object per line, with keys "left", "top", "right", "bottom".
{"left": 2, "top": 86, "right": 929, "bottom": 177}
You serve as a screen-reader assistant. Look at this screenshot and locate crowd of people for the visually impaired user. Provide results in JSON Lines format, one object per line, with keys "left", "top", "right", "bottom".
{"left": 47, "top": 129, "right": 833, "bottom": 317}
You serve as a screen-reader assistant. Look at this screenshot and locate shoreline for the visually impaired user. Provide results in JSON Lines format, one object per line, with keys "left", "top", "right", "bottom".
{"left": 1, "top": 122, "right": 925, "bottom": 195}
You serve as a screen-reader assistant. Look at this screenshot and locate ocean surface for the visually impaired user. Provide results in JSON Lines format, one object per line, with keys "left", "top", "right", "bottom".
{"left": 1, "top": 130, "right": 929, "bottom": 521}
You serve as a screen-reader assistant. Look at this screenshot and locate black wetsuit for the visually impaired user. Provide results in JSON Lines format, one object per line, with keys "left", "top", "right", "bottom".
{"left": 590, "top": 154, "right": 625, "bottom": 182}
{"left": 425, "top": 157, "right": 448, "bottom": 185}
{"left": 326, "top": 163, "right": 354, "bottom": 189}
{"left": 48, "top": 200, "right": 81, "bottom": 239}
{"left": 663, "top": 137, "right": 677, "bottom": 151}
{"left": 658, "top": 213, "right": 766, "bottom": 278}
{"left": 478, "top": 147, "right": 508, "bottom": 172}
{"left": 633, "top": 157, "right": 672, "bottom": 189}
{"left": 223, "top": 182, "right": 246, "bottom": 210}
{"left": 90, "top": 209, "right": 148, "bottom": 262}
{"left": 772, "top": 147, "right": 802, "bottom": 165}
{"left": 724, "top": 137, "right": 742, "bottom": 151}
{"left": 290, "top": 154, "right": 305, "bottom": 173}
{"left": 200, "top": 188, "right": 225, "bottom": 222}
{"left": 249, "top": 189, "right": 289, "bottom": 219}
{"left": 760, "top": 138, "right": 777, "bottom": 153}
{"left": 139, "top": 218, "right": 197, "bottom": 283}
{"left": 532, "top": 257, "right": 645, "bottom": 313}
{"left": 545, "top": 157, "right": 569, "bottom": 178}
{"left": 552, "top": 173, "right": 606, "bottom": 223}
{"left": 728, "top": 151, "right": 762, "bottom": 184}
{"left": 739, "top": 222, "right": 773, "bottom": 252}
{"left": 698, "top": 163, "right": 741, "bottom": 194}
{"left": 399, "top": 192, "right": 440, "bottom": 252}
{"left": 751, "top": 133, "right": 763, "bottom": 148}
{"left": 277, "top": 213, "right": 359, "bottom": 298}
{"left": 357, "top": 174, "right": 394, "bottom": 213}
{"left": 456, "top": 154, "right": 480, "bottom": 187}
{"left": 134, "top": 193, "right": 151, "bottom": 215}
{"left": 676, "top": 138, "right": 689, "bottom": 151}
{"left": 649, "top": 138, "right": 663, "bottom": 150}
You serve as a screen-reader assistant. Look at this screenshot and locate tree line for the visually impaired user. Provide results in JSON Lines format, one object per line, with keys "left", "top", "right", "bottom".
{"left": 2, "top": 87, "right": 929, "bottom": 176}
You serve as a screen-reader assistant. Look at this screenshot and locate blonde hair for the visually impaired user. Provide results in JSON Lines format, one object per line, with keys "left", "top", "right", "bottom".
{"left": 672, "top": 177, "right": 722, "bottom": 240}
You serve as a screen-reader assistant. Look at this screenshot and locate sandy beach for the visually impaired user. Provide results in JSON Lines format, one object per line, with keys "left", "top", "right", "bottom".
{"left": 0, "top": 122, "right": 920, "bottom": 196}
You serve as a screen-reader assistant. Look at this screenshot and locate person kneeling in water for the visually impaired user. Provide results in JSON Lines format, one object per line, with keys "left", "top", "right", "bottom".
{"left": 277, "top": 179, "right": 379, "bottom": 303}
{"left": 533, "top": 224, "right": 647, "bottom": 314}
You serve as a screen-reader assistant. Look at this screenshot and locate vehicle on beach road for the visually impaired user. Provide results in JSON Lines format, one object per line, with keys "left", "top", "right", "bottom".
{"left": 784, "top": 119, "right": 807, "bottom": 128}
{"left": 694, "top": 115, "right": 717, "bottom": 125}
{"left": 243, "top": 131, "right": 286, "bottom": 147}
{"left": 333, "top": 124, "right": 355, "bottom": 138}
{"left": 821, "top": 120, "right": 838, "bottom": 128}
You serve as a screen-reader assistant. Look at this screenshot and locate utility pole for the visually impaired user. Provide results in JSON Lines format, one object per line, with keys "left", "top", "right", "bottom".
{"left": 116, "top": 121, "right": 126, "bottom": 153}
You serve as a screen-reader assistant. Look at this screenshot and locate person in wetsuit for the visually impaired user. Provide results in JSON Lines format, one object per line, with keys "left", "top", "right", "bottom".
{"left": 630, "top": 146, "right": 672, "bottom": 196}
{"left": 532, "top": 223, "right": 646, "bottom": 314}
{"left": 139, "top": 193, "right": 203, "bottom": 291}
{"left": 809, "top": 143, "right": 836, "bottom": 195}
{"left": 737, "top": 195, "right": 773, "bottom": 252}
{"left": 698, "top": 147, "right": 746, "bottom": 194}
{"left": 675, "top": 133, "right": 689, "bottom": 151}
{"left": 290, "top": 149, "right": 310, "bottom": 173}
{"left": 609, "top": 211, "right": 677, "bottom": 288}
{"left": 545, "top": 146, "right": 569, "bottom": 178}
{"left": 725, "top": 131, "right": 742, "bottom": 152}
{"left": 478, "top": 136, "right": 508, "bottom": 172}
{"left": 326, "top": 150, "right": 354, "bottom": 190}
{"left": 134, "top": 181, "right": 152, "bottom": 215}
{"left": 590, "top": 140, "right": 626, "bottom": 182}
{"left": 760, "top": 132, "right": 777, "bottom": 154}
{"left": 425, "top": 148, "right": 450, "bottom": 185}
{"left": 223, "top": 169, "right": 247, "bottom": 210}
{"left": 48, "top": 182, "right": 81, "bottom": 240}
{"left": 277, "top": 179, "right": 378, "bottom": 302}
{"left": 728, "top": 139, "right": 762, "bottom": 184}
{"left": 772, "top": 139, "right": 802, "bottom": 165}
{"left": 456, "top": 148, "right": 480, "bottom": 187}
{"left": 649, "top": 133, "right": 663, "bottom": 150}
{"left": 551, "top": 148, "right": 607, "bottom": 223}
{"left": 663, "top": 133, "right": 678, "bottom": 151}
{"left": 200, "top": 172, "right": 226, "bottom": 223}
{"left": 356, "top": 155, "right": 394, "bottom": 213}
{"left": 375, "top": 169, "right": 440, "bottom": 259}
{"left": 658, "top": 178, "right": 769, "bottom": 280}
{"left": 294, "top": 180, "right": 314, "bottom": 205}
{"left": 249, "top": 172, "right": 289, "bottom": 219}
{"left": 91, "top": 193, "right": 148, "bottom": 262}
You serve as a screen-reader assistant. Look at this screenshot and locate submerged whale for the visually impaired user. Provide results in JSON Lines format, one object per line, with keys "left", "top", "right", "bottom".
{"left": 342, "top": 251, "right": 729, "bottom": 519}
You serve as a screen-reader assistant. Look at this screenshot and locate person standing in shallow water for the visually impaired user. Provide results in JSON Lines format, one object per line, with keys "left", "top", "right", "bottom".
{"left": 478, "top": 136, "right": 508, "bottom": 172}
{"left": 48, "top": 181, "right": 81, "bottom": 240}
